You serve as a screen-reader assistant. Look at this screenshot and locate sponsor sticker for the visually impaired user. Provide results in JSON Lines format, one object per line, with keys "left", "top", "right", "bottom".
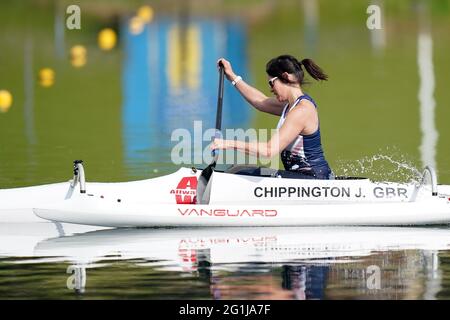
{"left": 171, "top": 177, "right": 198, "bottom": 204}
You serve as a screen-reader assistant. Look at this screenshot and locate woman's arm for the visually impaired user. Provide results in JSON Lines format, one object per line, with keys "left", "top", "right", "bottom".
{"left": 219, "top": 58, "right": 285, "bottom": 116}
{"left": 211, "top": 107, "right": 308, "bottom": 157}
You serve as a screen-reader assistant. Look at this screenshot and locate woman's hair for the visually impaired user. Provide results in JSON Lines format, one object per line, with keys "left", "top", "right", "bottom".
{"left": 266, "top": 54, "right": 328, "bottom": 85}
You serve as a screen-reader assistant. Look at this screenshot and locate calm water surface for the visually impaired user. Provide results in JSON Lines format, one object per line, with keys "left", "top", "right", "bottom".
{"left": 2, "top": 225, "right": 450, "bottom": 299}
{"left": 1, "top": 0, "right": 450, "bottom": 299}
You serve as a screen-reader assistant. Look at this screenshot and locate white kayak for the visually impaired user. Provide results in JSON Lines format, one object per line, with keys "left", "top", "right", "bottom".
{"left": 13, "top": 161, "right": 449, "bottom": 227}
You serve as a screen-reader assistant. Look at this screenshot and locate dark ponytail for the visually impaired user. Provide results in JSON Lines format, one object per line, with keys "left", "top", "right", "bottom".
{"left": 301, "top": 58, "right": 328, "bottom": 81}
{"left": 266, "top": 54, "right": 328, "bottom": 85}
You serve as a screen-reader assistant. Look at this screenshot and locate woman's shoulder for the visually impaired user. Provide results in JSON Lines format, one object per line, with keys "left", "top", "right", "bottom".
{"left": 299, "top": 94, "right": 317, "bottom": 107}
{"left": 286, "top": 102, "right": 313, "bottom": 122}
{"left": 297, "top": 97, "right": 316, "bottom": 112}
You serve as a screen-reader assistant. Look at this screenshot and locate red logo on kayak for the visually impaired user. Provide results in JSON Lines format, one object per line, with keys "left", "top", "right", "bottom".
{"left": 170, "top": 177, "right": 197, "bottom": 204}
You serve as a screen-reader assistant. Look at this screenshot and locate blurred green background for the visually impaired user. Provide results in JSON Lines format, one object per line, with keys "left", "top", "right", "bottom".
{"left": 0, "top": 0, "right": 449, "bottom": 187}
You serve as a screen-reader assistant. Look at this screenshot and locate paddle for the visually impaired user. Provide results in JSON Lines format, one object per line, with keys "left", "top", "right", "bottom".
{"left": 196, "top": 61, "right": 225, "bottom": 204}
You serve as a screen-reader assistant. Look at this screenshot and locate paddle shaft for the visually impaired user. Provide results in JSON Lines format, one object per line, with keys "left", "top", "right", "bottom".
{"left": 212, "top": 62, "right": 225, "bottom": 159}
{"left": 215, "top": 62, "right": 225, "bottom": 132}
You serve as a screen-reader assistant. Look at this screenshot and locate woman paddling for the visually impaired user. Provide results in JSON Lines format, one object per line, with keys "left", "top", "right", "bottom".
{"left": 211, "top": 55, "right": 333, "bottom": 180}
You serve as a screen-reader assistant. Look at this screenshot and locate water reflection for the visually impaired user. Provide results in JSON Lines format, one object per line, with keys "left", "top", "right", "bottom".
{"left": 0, "top": 222, "right": 109, "bottom": 257}
{"left": 23, "top": 38, "right": 36, "bottom": 146}
{"left": 302, "top": 0, "right": 319, "bottom": 55}
{"left": 122, "top": 16, "right": 251, "bottom": 175}
{"left": 368, "top": 0, "right": 386, "bottom": 55}
{"left": 417, "top": 0, "right": 438, "bottom": 172}
{"left": 2, "top": 226, "right": 450, "bottom": 299}
{"left": 54, "top": 1, "right": 65, "bottom": 59}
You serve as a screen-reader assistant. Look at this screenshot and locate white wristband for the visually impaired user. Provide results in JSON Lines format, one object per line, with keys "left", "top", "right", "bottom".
{"left": 232, "top": 76, "right": 242, "bottom": 86}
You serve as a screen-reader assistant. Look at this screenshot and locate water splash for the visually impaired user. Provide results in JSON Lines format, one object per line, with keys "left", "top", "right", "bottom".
{"left": 334, "top": 149, "right": 422, "bottom": 183}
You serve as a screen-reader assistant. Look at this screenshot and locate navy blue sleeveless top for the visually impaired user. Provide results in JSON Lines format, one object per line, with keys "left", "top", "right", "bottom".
{"left": 276, "top": 95, "right": 332, "bottom": 179}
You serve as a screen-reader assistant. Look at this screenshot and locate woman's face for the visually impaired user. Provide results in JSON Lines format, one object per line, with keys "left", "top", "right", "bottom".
{"left": 268, "top": 75, "right": 286, "bottom": 102}
{"left": 268, "top": 72, "right": 301, "bottom": 102}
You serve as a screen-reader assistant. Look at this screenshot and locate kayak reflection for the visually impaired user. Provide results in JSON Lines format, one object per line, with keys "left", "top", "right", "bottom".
{"left": 34, "top": 227, "right": 450, "bottom": 263}
{"left": 32, "top": 226, "right": 450, "bottom": 299}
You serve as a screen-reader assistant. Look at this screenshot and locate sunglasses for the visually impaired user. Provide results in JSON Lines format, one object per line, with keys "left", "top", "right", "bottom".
{"left": 268, "top": 76, "right": 278, "bottom": 88}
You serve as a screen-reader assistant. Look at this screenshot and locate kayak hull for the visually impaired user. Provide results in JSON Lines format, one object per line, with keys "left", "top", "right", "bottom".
{"left": 34, "top": 194, "right": 450, "bottom": 227}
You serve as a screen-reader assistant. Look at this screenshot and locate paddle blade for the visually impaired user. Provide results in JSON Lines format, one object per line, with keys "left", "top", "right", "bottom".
{"left": 196, "top": 162, "right": 215, "bottom": 204}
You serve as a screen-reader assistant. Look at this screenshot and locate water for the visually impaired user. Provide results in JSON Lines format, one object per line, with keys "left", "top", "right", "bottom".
{"left": 335, "top": 149, "right": 423, "bottom": 183}
{"left": 2, "top": 225, "right": 450, "bottom": 299}
{"left": 1, "top": 0, "right": 450, "bottom": 300}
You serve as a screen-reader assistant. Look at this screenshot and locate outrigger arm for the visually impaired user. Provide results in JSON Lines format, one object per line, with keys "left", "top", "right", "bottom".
{"left": 70, "top": 160, "right": 86, "bottom": 194}
{"left": 409, "top": 166, "right": 438, "bottom": 202}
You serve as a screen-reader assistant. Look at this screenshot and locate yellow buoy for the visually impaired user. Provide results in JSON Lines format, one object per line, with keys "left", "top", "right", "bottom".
{"left": 98, "top": 28, "right": 117, "bottom": 51}
{"left": 137, "top": 5, "right": 154, "bottom": 23}
{"left": 0, "top": 90, "right": 13, "bottom": 113}
{"left": 39, "top": 68, "right": 55, "bottom": 88}
{"left": 70, "top": 45, "right": 87, "bottom": 67}
{"left": 129, "top": 16, "right": 145, "bottom": 35}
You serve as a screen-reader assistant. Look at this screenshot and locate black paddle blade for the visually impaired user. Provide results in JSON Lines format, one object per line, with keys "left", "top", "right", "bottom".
{"left": 202, "top": 161, "right": 215, "bottom": 181}
{"left": 196, "top": 161, "right": 215, "bottom": 204}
